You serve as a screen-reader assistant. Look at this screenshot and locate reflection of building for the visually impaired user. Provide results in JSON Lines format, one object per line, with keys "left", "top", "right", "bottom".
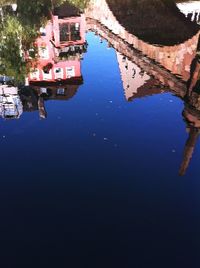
{"left": 25, "top": 2, "right": 86, "bottom": 119}
{"left": 116, "top": 52, "right": 166, "bottom": 100}
{"left": 179, "top": 52, "right": 200, "bottom": 175}
{"left": 20, "top": 82, "right": 82, "bottom": 119}
{"left": 28, "top": 3, "right": 86, "bottom": 85}
{"left": 116, "top": 46, "right": 199, "bottom": 176}
{"left": 0, "top": 85, "right": 23, "bottom": 119}
{"left": 86, "top": 0, "right": 200, "bottom": 82}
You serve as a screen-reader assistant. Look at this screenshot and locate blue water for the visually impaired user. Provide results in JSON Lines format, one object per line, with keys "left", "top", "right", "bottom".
{"left": 0, "top": 33, "right": 200, "bottom": 267}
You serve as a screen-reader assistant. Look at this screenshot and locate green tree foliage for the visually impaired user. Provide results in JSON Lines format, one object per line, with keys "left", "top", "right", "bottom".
{"left": 0, "top": 0, "right": 16, "bottom": 6}
{"left": 0, "top": 15, "right": 26, "bottom": 81}
{"left": 67, "top": 0, "right": 89, "bottom": 10}
{"left": 0, "top": 0, "right": 53, "bottom": 82}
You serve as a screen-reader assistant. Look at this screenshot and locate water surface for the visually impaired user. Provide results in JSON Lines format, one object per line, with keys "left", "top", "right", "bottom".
{"left": 0, "top": 1, "right": 200, "bottom": 267}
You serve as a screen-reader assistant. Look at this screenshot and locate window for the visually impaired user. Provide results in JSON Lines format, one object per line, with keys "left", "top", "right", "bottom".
{"left": 57, "top": 88, "right": 65, "bottom": 95}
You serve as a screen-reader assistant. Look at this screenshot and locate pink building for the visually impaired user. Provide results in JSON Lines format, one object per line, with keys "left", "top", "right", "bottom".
{"left": 28, "top": 7, "right": 86, "bottom": 85}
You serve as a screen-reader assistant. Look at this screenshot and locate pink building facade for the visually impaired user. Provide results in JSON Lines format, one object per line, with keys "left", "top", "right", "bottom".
{"left": 28, "top": 12, "right": 86, "bottom": 84}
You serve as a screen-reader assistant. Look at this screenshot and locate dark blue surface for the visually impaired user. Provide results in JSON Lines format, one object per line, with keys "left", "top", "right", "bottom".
{"left": 0, "top": 33, "right": 200, "bottom": 267}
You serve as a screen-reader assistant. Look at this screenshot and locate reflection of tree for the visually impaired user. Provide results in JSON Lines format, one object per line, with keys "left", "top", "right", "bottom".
{"left": 0, "top": 1, "right": 51, "bottom": 82}
{"left": 0, "top": 0, "right": 16, "bottom": 5}
{"left": 0, "top": 0, "right": 88, "bottom": 83}
{"left": 67, "top": 0, "right": 89, "bottom": 10}
{"left": 0, "top": 16, "right": 27, "bottom": 82}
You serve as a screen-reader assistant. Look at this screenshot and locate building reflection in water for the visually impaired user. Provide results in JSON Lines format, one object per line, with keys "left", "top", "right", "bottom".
{"left": 115, "top": 39, "right": 200, "bottom": 176}
{"left": 0, "top": 0, "right": 200, "bottom": 175}
{"left": 23, "top": 2, "right": 87, "bottom": 119}
{"left": 86, "top": 0, "right": 200, "bottom": 83}
{"left": 179, "top": 53, "right": 200, "bottom": 176}
{"left": 116, "top": 52, "right": 167, "bottom": 101}
{"left": 85, "top": 0, "right": 200, "bottom": 176}
{"left": 20, "top": 84, "right": 82, "bottom": 120}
